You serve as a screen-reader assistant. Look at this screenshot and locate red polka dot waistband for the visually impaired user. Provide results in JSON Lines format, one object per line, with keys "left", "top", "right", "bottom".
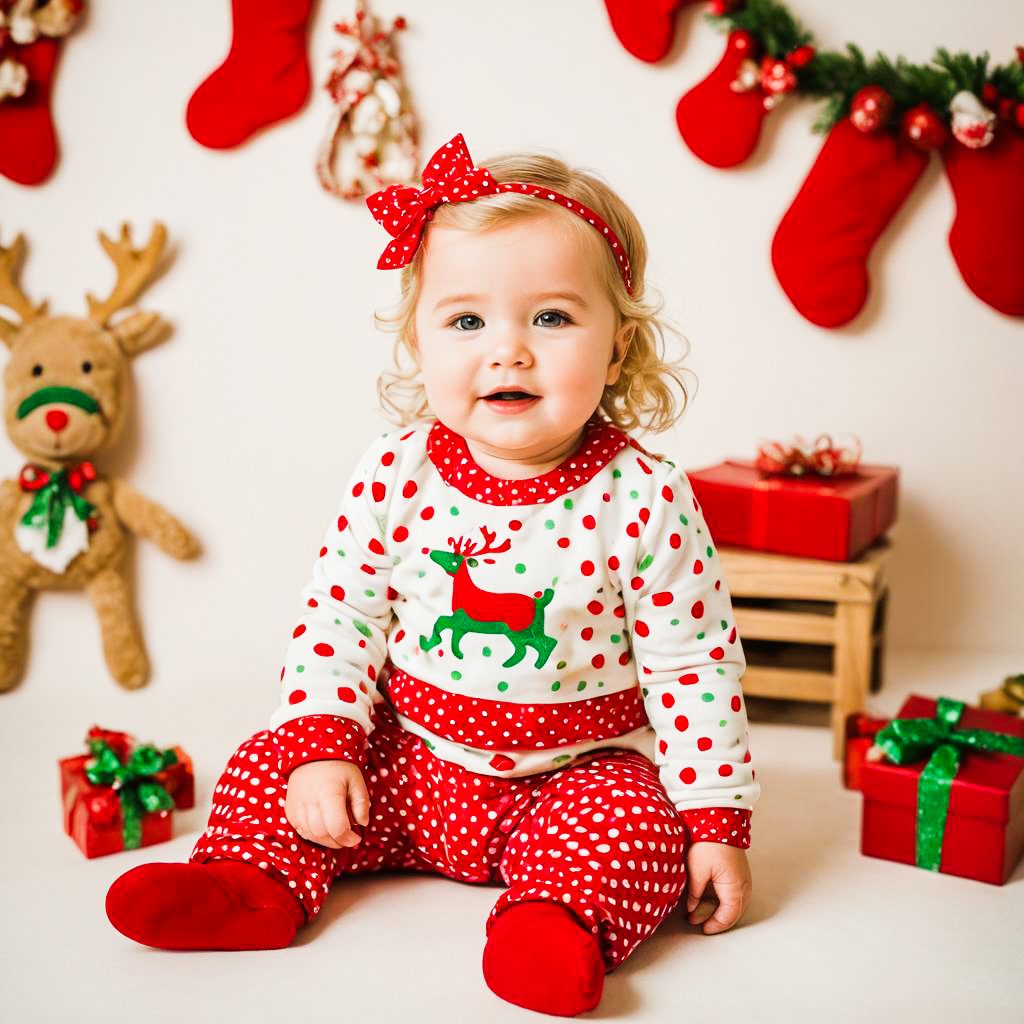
{"left": 383, "top": 666, "right": 649, "bottom": 751}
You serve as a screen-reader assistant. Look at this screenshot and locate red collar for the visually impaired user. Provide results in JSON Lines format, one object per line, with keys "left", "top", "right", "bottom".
{"left": 426, "top": 417, "right": 628, "bottom": 506}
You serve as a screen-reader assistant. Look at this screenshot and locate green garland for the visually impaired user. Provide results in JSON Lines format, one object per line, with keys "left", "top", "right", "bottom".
{"left": 708, "top": 0, "right": 1024, "bottom": 132}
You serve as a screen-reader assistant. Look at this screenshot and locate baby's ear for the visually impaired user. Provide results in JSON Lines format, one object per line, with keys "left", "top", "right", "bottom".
{"left": 606, "top": 322, "right": 632, "bottom": 386}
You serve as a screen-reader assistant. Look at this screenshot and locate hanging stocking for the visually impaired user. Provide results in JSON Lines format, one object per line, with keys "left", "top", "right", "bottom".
{"left": 315, "top": 1, "right": 418, "bottom": 200}
{"left": 0, "top": 0, "right": 84, "bottom": 186}
{"left": 677, "top": 31, "right": 813, "bottom": 168}
{"left": 941, "top": 97, "right": 1024, "bottom": 317}
{"left": 603, "top": 0, "right": 701, "bottom": 64}
{"left": 771, "top": 117, "right": 929, "bottom": 328}
{"left": 186, "top": 0, "right": 315, "bottom": 150}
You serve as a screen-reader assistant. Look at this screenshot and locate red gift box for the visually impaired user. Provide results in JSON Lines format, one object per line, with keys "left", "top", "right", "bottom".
{"left": 687, "top": 460, "right": 899, "bottom": 561}
{"left": 59, "top": 728, "right": 194, "bottom": 859}
{"left": 860, "top": 696, "right": 1024, "bottom": 885}
{"left": 843, "top": 712, "right": 890, "bottom": 790}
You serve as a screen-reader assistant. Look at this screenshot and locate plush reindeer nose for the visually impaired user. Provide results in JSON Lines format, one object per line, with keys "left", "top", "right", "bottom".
{"left": 45, "top": 409, "right": 70, "bottom": 433}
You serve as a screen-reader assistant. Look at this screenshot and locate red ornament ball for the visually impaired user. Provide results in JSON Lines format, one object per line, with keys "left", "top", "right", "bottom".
{"left": 981, "top": 83, "right": 1000, "bottom": 106}
{"left": 787, "top": 44, "right": 815, "bottom": 69}
{"left": 901, "top": 103, "right": 949, "bottom": 152}
{"left": 1017, "top": 103, "right": 1024, "bottom": 130}
{"left": 729, "top": 30, "right": 756, "bottom": 56}
{"left": 850, "top": 86, "right": 892, "bottom": 133}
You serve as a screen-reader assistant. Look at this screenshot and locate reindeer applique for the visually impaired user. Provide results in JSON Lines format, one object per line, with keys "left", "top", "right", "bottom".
{"left": 420, "top": 527, "right": 557, "bottom": 669}
{"left": 0, "top": 224, "right": 199, "bottom": 691}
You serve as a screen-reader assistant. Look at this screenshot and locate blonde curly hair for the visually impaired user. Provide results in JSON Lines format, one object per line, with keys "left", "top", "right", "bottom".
{"left": 375, "top": 151, "right": 691, "bottom": 434}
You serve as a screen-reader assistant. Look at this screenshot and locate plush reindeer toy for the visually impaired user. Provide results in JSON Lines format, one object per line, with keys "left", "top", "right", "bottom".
{"left": 0, "top": 224, "right": 199, "bottom": 691}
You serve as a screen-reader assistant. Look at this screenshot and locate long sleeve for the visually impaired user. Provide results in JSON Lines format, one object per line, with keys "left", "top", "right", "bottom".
{"left": 269, "top": 433, "right": 398, "bottom": 771}
{"left": 620, "top": 463, "right": 759, "bottom": 827}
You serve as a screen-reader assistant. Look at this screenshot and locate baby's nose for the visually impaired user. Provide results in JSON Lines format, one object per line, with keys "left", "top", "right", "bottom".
{"left": 45, "top": 408, "right": 70, "bottom": 433}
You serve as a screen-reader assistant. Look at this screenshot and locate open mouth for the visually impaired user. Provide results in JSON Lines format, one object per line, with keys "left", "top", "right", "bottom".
{"left": 481, "top": 390, "right": 540, "bottom": 413}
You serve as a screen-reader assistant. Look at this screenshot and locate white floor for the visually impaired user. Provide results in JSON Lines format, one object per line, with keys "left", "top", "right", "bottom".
{"left": 2, "top": 649, "right": 1022, "bottom": 1024}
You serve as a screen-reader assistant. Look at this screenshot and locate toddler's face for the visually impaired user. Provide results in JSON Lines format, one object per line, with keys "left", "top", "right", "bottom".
{"left": 413, "top": 211, "right": 625, "bottom": 478}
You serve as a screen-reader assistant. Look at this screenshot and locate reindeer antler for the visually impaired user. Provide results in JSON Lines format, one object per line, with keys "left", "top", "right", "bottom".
{"left": 86, "top": 222, "right": 168, "bottom": 325}
{"left": 475, "top": 527, "right": 512, "bottom": 556}
{"left": 0, "top": 232, "right": 48, "bottom": 325}
{"left": 449, "top": 535, "right": 477, "bottom": 556}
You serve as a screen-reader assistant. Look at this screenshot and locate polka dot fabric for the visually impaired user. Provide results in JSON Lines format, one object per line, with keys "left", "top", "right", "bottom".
{"left": 270, "top": 419, "right": 757, "bottom": 824}
{"left": 192, "top": 708, "right": 744, "bottom": 968}
{"left": 426, "top": 415, "right": 627, "bottom": 505}
{"left": 366, "top": 133, "right": 634, "bottom": 293}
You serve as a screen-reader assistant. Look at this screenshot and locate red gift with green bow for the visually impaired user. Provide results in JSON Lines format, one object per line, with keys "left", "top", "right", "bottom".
{"left": 860, "top": 696, "right": 1024, "bottom": 885}
{"left": 59, "top": 727, "right": 194, "bottom": 858}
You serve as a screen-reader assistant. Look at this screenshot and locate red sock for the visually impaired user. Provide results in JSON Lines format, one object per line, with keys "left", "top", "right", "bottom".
{"left": 771, "top": 117, "right": 929, "bottom": 328}
{"left": 105, "top": 861, "right": 306, "bottom": 950}
{"left": 0, "top": 37, "right": 62, "bottom": 185}
{"left": 483, "top": 902, "right": 604, "bottom": 1017}
{"left": 185, "top": 0, "right": 315, "bottom": 149}
{"left": 942, "top": 127, "right": 1024, "bottom": 317}
{"left": 603, "top": 0, "right": 700, "bottom": 63}
{"left": 676, "top": 31, "right": 768, "bottom": 168}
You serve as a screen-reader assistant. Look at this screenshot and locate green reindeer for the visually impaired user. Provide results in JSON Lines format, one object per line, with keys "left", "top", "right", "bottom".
{"left": 420, "top": 528, "right": 557, "bottom": 669}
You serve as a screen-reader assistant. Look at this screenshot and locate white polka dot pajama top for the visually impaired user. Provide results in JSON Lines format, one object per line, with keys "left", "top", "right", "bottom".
{"left": 271, "top": 416, "right": 758, "bottom": 824}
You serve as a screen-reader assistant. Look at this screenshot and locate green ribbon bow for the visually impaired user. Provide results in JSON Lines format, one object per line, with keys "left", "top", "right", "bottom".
{"left": 85, "top": 738, "right": 178, "bottom": 850}
{"left": 21, "top": 469, "right": 96, "bottom": 549}
{"left": 875, "top": 697, "right": 1024, "bottom": 871}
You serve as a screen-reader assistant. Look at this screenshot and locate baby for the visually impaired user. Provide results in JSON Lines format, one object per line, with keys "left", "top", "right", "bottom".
{"left": 106, "top": 134, "right": 759, "bottom": 1017}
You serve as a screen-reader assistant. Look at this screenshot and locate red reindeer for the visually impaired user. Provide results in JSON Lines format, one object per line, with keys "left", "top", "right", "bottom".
{"left": 421, "top": 527, "right": 556, "bottom": 668}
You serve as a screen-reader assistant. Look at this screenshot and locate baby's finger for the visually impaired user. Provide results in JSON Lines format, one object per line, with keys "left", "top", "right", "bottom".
{"left": 685, "top": 868, "right": 710, "bottom": 915}
{"left": 305, "top": 804, "right": 341, "bottom": 849}
{"left": 348, "top": 776, "right": 371, "bottom": 828}
{"left": 321, "top": 793, "right": 358, "bottom": 847}
{"left": 702, "top": 885, "right": 745, "bottom": 935}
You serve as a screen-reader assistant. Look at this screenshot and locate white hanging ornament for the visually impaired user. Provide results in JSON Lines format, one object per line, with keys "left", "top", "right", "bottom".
{"left": 950, "top": 90, "right": 996, "bottom": 149}
{"left": 315, "top": 0, "right": 419, "bottom": 201}
{"left": 0, "top": 58, "right": 28, "bottom": 100}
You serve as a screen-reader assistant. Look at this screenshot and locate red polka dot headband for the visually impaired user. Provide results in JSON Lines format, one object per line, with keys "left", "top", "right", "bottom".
{"left": 366, "top": 133, "right": 634, "bottom": 293}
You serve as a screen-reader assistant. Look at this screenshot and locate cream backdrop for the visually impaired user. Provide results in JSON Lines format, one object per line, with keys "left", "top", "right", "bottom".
{"left": 2, "top": 0, "right": 1022, "bottom": 729}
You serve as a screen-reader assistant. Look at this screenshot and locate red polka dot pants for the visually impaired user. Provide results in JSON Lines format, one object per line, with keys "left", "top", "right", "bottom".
{"left": 191, "top": 709, "right": 688, "bottom": 968}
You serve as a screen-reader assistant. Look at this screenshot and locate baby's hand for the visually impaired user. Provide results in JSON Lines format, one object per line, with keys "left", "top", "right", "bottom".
{"left": 285, "top": 760, "right": 370, "bottom": 849}
{"left": 685, "top": 843, "right": 752, "bottom": 935}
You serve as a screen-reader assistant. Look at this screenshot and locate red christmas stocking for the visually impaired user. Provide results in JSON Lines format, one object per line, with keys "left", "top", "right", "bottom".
{"left": 771, "top": 118, "right": 929, "bottom": 328}
{"left": 942, "top": 128, "right": 1024, "bottom": 317}
{"left": 676, "top": 32, "right": 769, "bottom": 168}
{"left": 603, "top": 0, "right": 701, "bottom": 63}
{"left": 0, "top": 37, "right": 62, "bottom": 185}
{"left": 186, "top": 0, "right": 315, "bottom": 149}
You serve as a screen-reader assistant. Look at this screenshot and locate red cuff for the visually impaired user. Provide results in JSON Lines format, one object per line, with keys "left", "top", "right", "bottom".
{"left": 273, "top": 714, "right": 367, "bottom": 776}
{"left": 681, "top": 807, "right": 751, "bottom": 849}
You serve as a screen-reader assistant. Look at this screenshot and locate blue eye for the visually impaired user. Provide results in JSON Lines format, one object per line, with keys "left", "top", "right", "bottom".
{"left": 535, "top": 310, "right": 572, "bottom": 328}
{"left": 453, "top": 314, "right": 483, "bottom": 331}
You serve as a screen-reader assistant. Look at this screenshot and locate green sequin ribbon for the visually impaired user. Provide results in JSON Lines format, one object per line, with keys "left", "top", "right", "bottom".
{"left": 85, "top": 738, "right": 178, "bottom": 850}
{"left": 21, "top": 469, "right": 96, "bottom": 549}
{"left": 875, "top": 697, "right": 1024, "bottom": 871}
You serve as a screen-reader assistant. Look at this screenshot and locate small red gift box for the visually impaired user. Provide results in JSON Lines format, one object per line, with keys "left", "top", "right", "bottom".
{"left": 860, "top": 696, "right": 1024, "bottom": 885}
{"left": 687, "top": 460, "right": 899, "bottom": 562}
{"left": 59, "top": 727, "right": 194, "bottom": 859}
{"left": 843, "top": 712, "right": 890, "bottom": 790}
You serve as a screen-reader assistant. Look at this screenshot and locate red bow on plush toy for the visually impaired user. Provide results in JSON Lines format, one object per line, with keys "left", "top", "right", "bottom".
{"left": 755, "top": 435, "right": 862, "bottom": 477}
{"left": 366, "top": 133, "right": 634, "bottom": 292}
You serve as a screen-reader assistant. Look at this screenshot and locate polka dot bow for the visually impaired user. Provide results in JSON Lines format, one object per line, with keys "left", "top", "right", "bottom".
{"left": 366, "top": 133, "right": 633, "bottom": 293}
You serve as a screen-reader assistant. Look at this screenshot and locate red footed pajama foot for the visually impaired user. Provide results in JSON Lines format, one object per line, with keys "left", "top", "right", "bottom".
{"left": 603, "top": 0, "right": 701, "bottom": 63}
{"left": 483, "top": 902, "right": 605, "bottom": 1017}
{"left": 676, "top": 31, "right": 768, "bottom": 168}
{"left": 105, "top": 861, "right": 305, "bottom": 951}
{"left": 942, "top": 127, "right": 1024, "bottom": 317}
{"left": 185, "top": 0, "right": 314, "bottom": 149}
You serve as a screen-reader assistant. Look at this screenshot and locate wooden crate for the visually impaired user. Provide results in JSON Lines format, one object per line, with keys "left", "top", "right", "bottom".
{"left": 719, "top": 542, "right": 891, "bottom": 758}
